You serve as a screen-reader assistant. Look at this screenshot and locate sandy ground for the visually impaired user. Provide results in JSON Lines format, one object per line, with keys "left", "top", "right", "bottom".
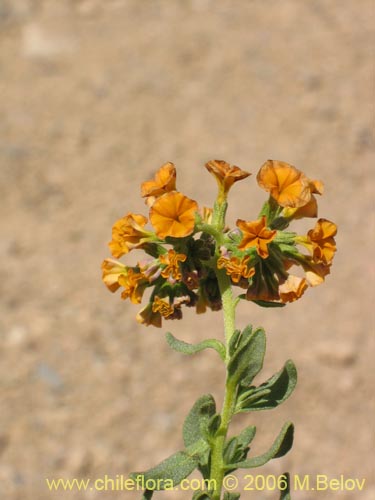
{"left": 0, "top": 1, "right": 374, "bottom": 499}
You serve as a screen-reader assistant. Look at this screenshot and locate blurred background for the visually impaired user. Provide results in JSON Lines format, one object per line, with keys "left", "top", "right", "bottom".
{"left": 0, "top": 0, "right": 374, "bottom": 499}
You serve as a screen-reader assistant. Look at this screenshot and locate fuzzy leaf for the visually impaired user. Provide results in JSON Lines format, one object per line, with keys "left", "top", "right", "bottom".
{"left": 225, "top": 422, "right": 294, "bottom": 470}
{"left": 206, "top": 414, "right": 222, "bottom": 440}
{"left": 251, "top": 300, "right": 286, "bottom": 308}
{"left": 227, "top": 327, "right": 266, "bottom": 387}
{"left": 130, "top": 441, "right": 208, "bottom": 490}
{"left": 236, "top": 360, "right": 297, "bottom": 413}
{"left": 183, "top": 394, "right": 216, "bottom": 447}
{"left": 236, "top": 425, "right": 257, "bottom": 448}
{"left": 166, "top": 332, "right": 226, "bottom": 361}
{"left": 228, "top": 329, "right": 242, "bottom": 356}
{"left": 192, "top": 492, "right": 211, "bottom": 500}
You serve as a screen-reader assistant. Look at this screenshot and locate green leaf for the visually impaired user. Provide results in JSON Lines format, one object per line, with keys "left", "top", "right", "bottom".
{"left": 251, "top": 300, "right": 286, "bottom": 308}
{"left": 228, "top": 329, "right": 242, "bottom": 356}
{"left": 223, "top": 426, "right": 257, "bottom": 473}
{"left": 183, "top": 394, "right": 216, "bottom": 447}
{"left": 141, "top": 490, "right": 153, "bottom": 499}
{"left": 279, "top": 472, "right": 291, "bottom": 499}
{"left": 227, "top": 327, "right": 266, "bottom": 387}
{"left": 237, "top": 425, "right": 257, "bottom": 448}
{"left": 224, "top": 422, "right": 294, "bottom": 470}
{"left": 206, "top": 414, "right": 221, "bottom": 440}
{"left": 130, "top": 441, "right": 208, "bottom": 490}
{"left": 166, "top": 332, "right": 226, "bottom": 361}
{"left": 236, "top": 360, "right": 297, "bottom": 413}
{"left": 223, "top": 492, "right": 241, "bottom": 500}
{"left": 192, "top": 491, "right": 211, "bottom": 500}
{"left": 270, "top": 217, "right": 290, "bottom": 231}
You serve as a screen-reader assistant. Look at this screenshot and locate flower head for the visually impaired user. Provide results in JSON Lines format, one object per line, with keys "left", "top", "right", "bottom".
{"left": 118, "top": 268, "right": 148, "bottom": 304}
{"left": 236, "top": 216, "right": 276, "bottom": 258}
{"left": 205, "top": 160, "right": 250, "bottom": 201}
{"left": 136, "top": 303, "right": 162, "bottom": 328}
{"left": 217, "top": 255, "right": 255, "bottom": 283}
{"left": 279, "top": 275, "right": 308, "bottom": 303}
{"left": 101, "top": 258, "right": 127, "bottom": 293}
{"left": 301, "top": 259, "right": 331, "bottom": 287}
{"left": 159, "top": 249, "right": 187, "bottom": 281}
{"left": 152, "top": 296, "right": 175, "bottom": 318}
{"left": 141, "top": 162, "right": 176, "bottom": 205}
{"left": 257, "top": 160, "right": 321, "bottom": 209}
{"left": 109, "top": 213, "right": 151, "bottom": 258}
{"left": 306, "top": 218, "right": 337, "bottom": 264}
{"left": 150, "top": 191, "right": 198, "bottom": 239}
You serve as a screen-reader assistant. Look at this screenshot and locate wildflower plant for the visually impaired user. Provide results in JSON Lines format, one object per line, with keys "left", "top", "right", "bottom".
{"left": 102, "top": 159, "right": 337, "bottom": 499}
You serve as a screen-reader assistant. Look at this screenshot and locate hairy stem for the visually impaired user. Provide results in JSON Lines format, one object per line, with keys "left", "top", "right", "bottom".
{"left": 209, "top": 268, "right": 237, "bottom": 500}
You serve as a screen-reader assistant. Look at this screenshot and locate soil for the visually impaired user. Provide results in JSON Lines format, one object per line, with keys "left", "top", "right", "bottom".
{"left": 0, "top": 1, "right": 373, "bottom": 499}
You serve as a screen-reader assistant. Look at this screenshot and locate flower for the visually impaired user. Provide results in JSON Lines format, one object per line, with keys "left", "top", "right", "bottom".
{"left": 257, "top": 160, "right": 322, "bottom": 209}
{"left": 141, "top": 162, "right": 177, "bottom": 205}
{"left": 152, "top": 296, "right": 175, "bottom": 318}
{"left": 101, "top": 258, "right": 127, "bottom": 292}
{"left": 279, "top": 275, "right": 308, "bottom": 303}
{"left": 136, "top": 303, "right": 162, "bottom": 328}
{"left": 282, "top": 179, "right": 324, "bottom": 219}
{"left": 109, "top": 213, "right": 151, "bottom": 258}
{"left": 246, "top": 272, "right": 280, "bottom": 302}
{"left": 205, "top": 159, "right": 251, "bottom": 200}
{"left": 301, "top": 259, "right": 331, "bottom": 286}
{"left": 118, "top": 268, "right": 148, "bottom": 303}
{"left": 306, "top": 218, "right": 337, "bottom": 264}
{"left": 150, "top": 191, "right": 198, "bottom": 239}
{"left": 217, "top": 255, "right": 255, "bottom": 283}
{"left": 159, "top": 249, "right": 187, "bottom": 281}
{"left": 236, "top": 216, "right": 276, "bottom": 258}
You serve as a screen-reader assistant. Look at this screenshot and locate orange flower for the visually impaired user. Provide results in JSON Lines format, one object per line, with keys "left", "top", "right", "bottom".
{"left": 236, "top": 216, "right": 276, "bottom": 258}
{"left": 109, "top": 213, "right": 151, "bottom": 258}
{"left": 150, "top": 191, "right": 198, "bottom": 239}
{"left": 217, "top": 255, "right": 255, "bottom": 283}
{"left": 282, "top": 179, "right": 324, "bottom": 219}
{"left": 159, "top": 249, "right": 187, "bottom": 281}
{"left": 279, "top": 275, "right": 308, "bottom": 303}
{"left": 118, "top": 268, "right": 147, "bottom": 304}
{"left": 301, "top": 259, "right": 331, "bottom": 286}
{"left": 257, "top": 160, "right": 322, "bottom": 209}
{"left": 101, "top": 258, "right": 127, "bottom": 293}
{"left": 205, "top": 160, "right": 251, "bottom": 200}
{"left": 141, "top": 162, "right": 176, "bottom": 205}
{"left": 136, "top": 303, "right": 162, "bottom": 328}
{"left": 152, "top": 296, "right": 175, "bottom": 318}
{"left": 307, "top": 218, "right": 337, "bottom": 265}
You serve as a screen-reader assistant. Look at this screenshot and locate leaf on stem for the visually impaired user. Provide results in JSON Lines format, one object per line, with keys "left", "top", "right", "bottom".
{"left": 235, "top": 360, "right": 297, "bottom": 413}
{"left": 130, "top": 440, "right": 208, "bottom": 490}
{"left": 183, "top": 394, "right": 216, "bottom": 447}
{"left": 224, "top": 422, "right": 294, "bottom": 470}
{"left": 192, "top": 491, "right": 212, "bottom": 500}
{"left": 166, "top": 332, "right": 226, "bottom": 361}
{"left": 227, "top": 326, "right": 266, "bottom": 387}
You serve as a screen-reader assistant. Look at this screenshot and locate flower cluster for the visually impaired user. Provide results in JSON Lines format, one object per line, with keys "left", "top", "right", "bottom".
{"left": 102, "top": 159, "right": 337, "bottom": 326}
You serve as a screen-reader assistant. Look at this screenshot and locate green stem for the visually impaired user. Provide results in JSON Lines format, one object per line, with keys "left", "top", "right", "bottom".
{"left": 209, "top": 269, "right": 237, "bottom": 500}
